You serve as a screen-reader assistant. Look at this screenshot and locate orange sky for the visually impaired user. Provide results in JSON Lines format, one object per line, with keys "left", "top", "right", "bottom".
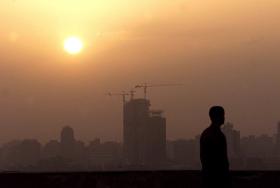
{"left": 0, "top": 1, "right": 280, "bottom": 143}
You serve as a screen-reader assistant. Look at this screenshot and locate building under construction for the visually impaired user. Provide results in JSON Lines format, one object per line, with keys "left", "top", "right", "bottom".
{"left": 108, "top": 84, "right": 181, "bottom": 168}
{"left": 123, "top": 98, "right": 166, "bottom": 169}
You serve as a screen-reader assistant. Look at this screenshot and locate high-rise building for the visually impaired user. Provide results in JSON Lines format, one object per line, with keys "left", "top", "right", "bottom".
{"left": 146, "top": 110, "right": 166, "bottom": 167}
{"left": 222, "top": 122, "right": 241, "bottom": 158}
{"left": 222, "top": 122, "right": 243, "bottom": 169}
{"left": 60, "top": 126, "right": 75, "bottom": 159}
{"left": 61, "top": 126, "right": 75, "bottom": 145}
{"left": 123, "top": 99, "right": 150, "bottom": 166}
{"left": 60, "top": 126, "right": 85, "bottom": 163}
{"left": 123, "top": 98, "right": 166, "bottom": 168}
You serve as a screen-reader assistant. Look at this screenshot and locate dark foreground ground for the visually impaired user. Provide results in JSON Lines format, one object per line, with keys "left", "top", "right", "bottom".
{"left": 0, "top": 171, "right": 279, "bottom": 188}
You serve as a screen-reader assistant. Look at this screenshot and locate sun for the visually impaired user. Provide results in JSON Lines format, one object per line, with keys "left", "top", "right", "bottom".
{"left": 64, "top": 36, "right": 83, "bottom": 55}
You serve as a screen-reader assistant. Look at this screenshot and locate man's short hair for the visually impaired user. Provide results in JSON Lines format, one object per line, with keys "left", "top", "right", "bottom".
{"left": 209, "top": 106, "right": 224, "bottom": 120}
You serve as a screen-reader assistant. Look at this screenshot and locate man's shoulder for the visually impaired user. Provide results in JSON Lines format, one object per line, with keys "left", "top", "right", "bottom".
{"left": 200, "top": 127, "right": 211, "bottom": 140}
{"left": 201, "top": 127, "right": 208, "bottom": 135}
{"left": 201, "top": 126, "right": 223, "bottom": 141}
{"left": 201, "top": 126, "right": 213, "bottom": 135}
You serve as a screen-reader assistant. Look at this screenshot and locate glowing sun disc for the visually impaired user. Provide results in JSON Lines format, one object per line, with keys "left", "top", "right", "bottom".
{"left": 64, "top": 37, "right": 83, "bottom": 54}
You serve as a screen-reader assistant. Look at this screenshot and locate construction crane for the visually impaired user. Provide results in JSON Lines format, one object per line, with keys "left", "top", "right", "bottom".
{"left": 107, "top": 90, "right": 136, "bottom": 104}
{"left": 107, "top": 91, "right": 129, "bottom": 104}
{"left": 129, "top": 89, "right": 136, "bottom": 100}
{"left": 135, "top": 83, "right": 183, "bottom": 99}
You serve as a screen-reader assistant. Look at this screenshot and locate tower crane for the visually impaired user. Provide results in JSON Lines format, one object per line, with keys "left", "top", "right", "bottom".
{"left": 107, "top": 90, "right": 136, "bottom": 104}
{"left": 129, "top": 89, "right": 136, "bottom": 100}
{"left": 135, "top": 83, "right": 183, "bottom": 99}
{"left": 107, "top": 91, "right": 130, "bottom": 104}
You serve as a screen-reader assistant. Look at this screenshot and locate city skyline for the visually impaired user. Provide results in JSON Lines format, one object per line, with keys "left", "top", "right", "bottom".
{"left": 0, "top": 114, "right": 280, "bottom": 171}
{"left": 1, "top": 0, "right": 280, "bottom": 144}
{"left": 1, "top": 91, "right": 280, "bottom": 144}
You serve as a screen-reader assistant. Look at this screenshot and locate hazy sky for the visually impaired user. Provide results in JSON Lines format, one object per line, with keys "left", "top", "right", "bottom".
{"left": 0, "top": 0, "right": 280, "bottom": 143}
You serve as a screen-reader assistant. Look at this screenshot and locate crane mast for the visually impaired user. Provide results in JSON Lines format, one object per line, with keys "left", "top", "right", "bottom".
{"left": 135, "top": 83, "right": 183, "bottom": 99}
{"left": 107, "top": 91, "right": 130, "bottom": 104}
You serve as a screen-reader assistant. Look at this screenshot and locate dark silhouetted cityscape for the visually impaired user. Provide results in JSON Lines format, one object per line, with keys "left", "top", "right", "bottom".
{"left": 0, "top": 97, "right": 280, "bottom": 172}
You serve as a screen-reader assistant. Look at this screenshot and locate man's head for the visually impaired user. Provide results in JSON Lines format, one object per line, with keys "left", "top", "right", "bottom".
{"left": 209, "top": 106, "right": 225, "bottom": 127}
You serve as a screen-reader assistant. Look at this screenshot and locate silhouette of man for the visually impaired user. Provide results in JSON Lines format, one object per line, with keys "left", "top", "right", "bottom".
{"left": 200, "top": 106, "right": 231, "bottom": 188}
